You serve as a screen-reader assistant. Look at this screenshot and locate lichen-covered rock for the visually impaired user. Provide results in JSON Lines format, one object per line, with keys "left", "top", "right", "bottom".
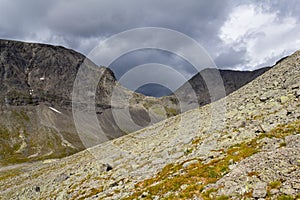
{"left": 252, "top": 182, "right": 267, "bottom": 198}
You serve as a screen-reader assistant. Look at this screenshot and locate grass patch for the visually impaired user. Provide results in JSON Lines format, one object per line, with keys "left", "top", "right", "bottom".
{"left": 0, "top": 127, "right": 79, "bottom": 166}
{"left": 122, "top": 120, "right": 300, "bottom": 199}
{"left": 143, "top": 101, "right": 156, "bottom": 110}
{"left": 269, "top": 181, "right": 281, "bottom": 189}
{"left": 78, "top": 187, "right": 103, "bottom": 200}
{"left": 164, "top": 107, "right": 178, "bottom": 117}
{"left": 279, "top": 142, "right": 287, "bottom": 147}
{"left": 216, "top": 195, "right": 230, "bottom": 200}
{"left": 123, "top": 137, "right": 258, "bottom": 199}
{"left": 184, "top": 148, "right": 193, "bottom": 155}
{"left": 277, "top": 195, "right": 294, "bottom": 200}
{"left": 0, "top": 126, "right": 11, "bottom": 140}
{"left": 0, "top": 168, "right": 22, "bottom": 182}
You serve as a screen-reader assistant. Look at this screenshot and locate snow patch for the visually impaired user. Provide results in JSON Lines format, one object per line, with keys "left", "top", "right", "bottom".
{"left": 49, "top": 107, "right": 62, "bottom": 114}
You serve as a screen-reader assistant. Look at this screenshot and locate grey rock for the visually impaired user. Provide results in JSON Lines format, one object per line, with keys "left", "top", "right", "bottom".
{"left": 285, "top": 134, "right": 300, "bottom": 148}
{"left": 54, "top": 173, "right": 69, "bottom": 182}
{"left": 280, "top": 185, "right": 296, "bottom": 195}
{"left": 260, "top": 137, "right": 283, "bottom": 150}
{"left": 270, "top": 189, "right": 279, "bottom": 195}
{"left": 292, "top": 182, "right": 300, "bottom": 190}
{"left": 259, "top": 95, "right": 269, "bottom": 102}
{"left": 252, "top": 182, "right": 267, "bottom": 198}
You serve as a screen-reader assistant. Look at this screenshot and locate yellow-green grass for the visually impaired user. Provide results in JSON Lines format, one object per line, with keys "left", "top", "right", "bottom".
{"left": 123, "top": 120, "right": 300, "bottom": 199}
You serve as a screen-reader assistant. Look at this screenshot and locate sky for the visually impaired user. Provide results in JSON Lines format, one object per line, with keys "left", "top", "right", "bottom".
{"left": 0, "top": 0, "right": 299, "bottom": 96}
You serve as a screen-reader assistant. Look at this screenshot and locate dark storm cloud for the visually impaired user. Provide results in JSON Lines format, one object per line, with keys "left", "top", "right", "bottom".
{"left": 45, "top": 0, "right": 230, "bottom": 38}
{"left": 0, "top": 0, "right": 231, "bottom": 55}
{"left": 109, "top": 49, "right": 197, "bottom": 80}
{"left": 0, "top": 0, "right": 299, "bottom": 94}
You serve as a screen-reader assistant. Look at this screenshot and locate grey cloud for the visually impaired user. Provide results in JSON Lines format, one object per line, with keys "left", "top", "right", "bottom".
{"left": 0, "top": 0, "right": 231, "bottom": 55}
{"left": 261, "top": 0, "right": 300, "bottom": 18}
{"left": 0, "top": 0, "right": 299, "bottom": 80}
{"left": 215, "top": 48, "right": 248, "bottom": 68}
{"left": 0, "top": 0, "right": 55, "bottom": 37}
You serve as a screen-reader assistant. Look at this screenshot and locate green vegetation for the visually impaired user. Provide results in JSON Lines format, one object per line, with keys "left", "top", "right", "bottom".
{"left": 0, "top": 168, "right": 22, "bottom": 182}
{"left": 164, "top": 107, "right": 178, "bottom": 117}
{"left": 269, "top": 181, "right": 281, "bottom": 189}
{"left": 184, "top": 148, "right": 193, "bottom": 155}
{"left": 262, "top": 120, "right": 300, "bottom": 139}
{"left": 0, "top": 124, "right": 78, "bottom": 166}
{"left": 123, "top": 120, "right": 300, "bottom": 199}
{"left": 277, "top": 195, "right": 294, "bottom": 200}
{"left": 0, "top": 126, "right": 11, "bottom": 140}
{"left": 266, "top": 180, "right": 283, "bottom": 198}
{"left": 142, "top": 100, "right": 178, "bottom": 117}
{"left": 11, "top": 110, "right": 30, "bottom": 122}
{"left": 143, "top": 101, "right": 156, "bottom": 110}
{"left": 215, "top": 195, "right": 230, "bottom": 200}
{"left": 279, "top": 142, "right": 287, "bottom": 147}
{"left": 123, "top": 137, "right": 258, "bottom": 199}
{"left": 66, "top": 174, "right": 104, "bottom": 200}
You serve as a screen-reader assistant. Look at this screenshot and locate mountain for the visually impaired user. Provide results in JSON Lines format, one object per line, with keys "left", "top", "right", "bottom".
{"left": 174, "top": 67, "right": 270, "bottom": 106}
{"left": 139, "top": 67, "right": 270, "bottom": 98}
{"left": 0, "top": 39, "right": 170, "bottom": 165}
{"left": 0, "top": 39, "right": 269, "bottom": 166}
{"left": 135, "top": 83, "right": 173, "bottom": 97}
{"left": 0, "top": 46, "right": 299, "bottom": 199}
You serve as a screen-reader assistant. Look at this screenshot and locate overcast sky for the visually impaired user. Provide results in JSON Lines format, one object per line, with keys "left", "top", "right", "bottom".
{"left": 0, "top": 0, "right": 299, "bottom": 95}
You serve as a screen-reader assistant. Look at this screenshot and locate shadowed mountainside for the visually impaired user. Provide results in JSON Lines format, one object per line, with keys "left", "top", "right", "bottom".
{"left": 174, "top": 67, "right": 270, "bottom": 106}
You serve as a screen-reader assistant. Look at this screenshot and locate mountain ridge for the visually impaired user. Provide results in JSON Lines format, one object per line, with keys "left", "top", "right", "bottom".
{"left": 0, "top": 46, "right": 299, "bottom": 199}
{"left": 0, "top": 39, "right": 270, "bottom": 166}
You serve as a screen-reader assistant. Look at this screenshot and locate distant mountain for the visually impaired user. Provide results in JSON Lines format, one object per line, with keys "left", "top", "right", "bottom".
{"left": 136, "top": 68, "right": 270, "bottom": 98}
{"left": 174, "top": 67, "right": 270, "bottom": 106}
{"left": 135, "top": 83, "right": 173, "bottom": 97}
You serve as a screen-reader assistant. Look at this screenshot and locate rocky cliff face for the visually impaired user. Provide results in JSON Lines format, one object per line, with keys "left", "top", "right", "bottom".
{"left": 0, "top": 39, "right": 116, "bottom": 107}
{"left": 0, "top": 39, "right": 127, "bottom": 165}
{"left": 0, "top": 48, "right": 298, "bottom": 199}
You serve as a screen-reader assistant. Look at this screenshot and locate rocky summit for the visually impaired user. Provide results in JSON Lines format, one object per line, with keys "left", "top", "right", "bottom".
{"left": 0, "top": 45, "right": 299, "bottom": 199}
